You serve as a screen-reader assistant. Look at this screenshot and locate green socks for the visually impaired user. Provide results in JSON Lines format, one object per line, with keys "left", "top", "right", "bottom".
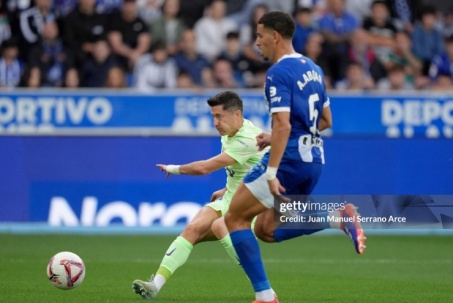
{"left": 158, "top": 236, "right": 194, "bottom": 278}
{"left": 219, "top": 234, "right": 240, "bottom": 265}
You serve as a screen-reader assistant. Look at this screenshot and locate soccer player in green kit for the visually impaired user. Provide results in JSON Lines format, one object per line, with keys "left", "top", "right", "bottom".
{"left": 132, "top": 90, "right": 269, "bottom": 299}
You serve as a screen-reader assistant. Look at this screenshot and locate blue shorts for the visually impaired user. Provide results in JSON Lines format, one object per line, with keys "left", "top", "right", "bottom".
{"left": 244, "top": 153, "right": 322, "bottom": 208}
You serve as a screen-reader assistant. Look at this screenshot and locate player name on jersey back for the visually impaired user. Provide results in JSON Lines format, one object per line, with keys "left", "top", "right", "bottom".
{"left": 296, "top": 70, "right": 324, "bottom": 91}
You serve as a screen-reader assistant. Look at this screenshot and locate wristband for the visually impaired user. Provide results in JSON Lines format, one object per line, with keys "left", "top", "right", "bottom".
{"left": 265, "top": 166, "right": 278, "bottom": 180}
{"left": 166, "top": 165, "right": 181, "bottom": 175}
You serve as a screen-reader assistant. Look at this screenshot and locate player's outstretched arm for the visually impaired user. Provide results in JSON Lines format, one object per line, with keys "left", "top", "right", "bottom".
{"left": 318, "top": 105, "right": 332, "bottom": 132}
{"left": 156, "top": 153, "right": 236, "bottom": 178}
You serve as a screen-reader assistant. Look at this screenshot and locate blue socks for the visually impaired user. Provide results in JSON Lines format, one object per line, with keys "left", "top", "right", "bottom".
{"left": 230, "top": 229, "right": 270, "bottom": 292}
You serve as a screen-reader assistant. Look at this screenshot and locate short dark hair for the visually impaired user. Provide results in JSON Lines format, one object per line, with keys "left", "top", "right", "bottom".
{"left": 207, "top": 91, "right": 243, "bottom": 113}
{"left": 226, "top": 31, "right": 240, "bottom": 40}
{"left": 258, "top": 11, "right": 295, "bottom": 39}
{"left": 371, "top": 0, "right": 388, "bottom": 9}
{"left": 295, "top": 7, "right": 311, "bottom": 15}
{"left": 419, "top": 5, "right": 436, "bottom": 19}
{"left": 1, "top": 39, "right": 18, "bottom": 51}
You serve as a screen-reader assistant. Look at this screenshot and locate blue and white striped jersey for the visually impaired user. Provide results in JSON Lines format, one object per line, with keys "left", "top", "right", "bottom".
{"left": 264, "top": 53, "right": 330, "bottom": 164}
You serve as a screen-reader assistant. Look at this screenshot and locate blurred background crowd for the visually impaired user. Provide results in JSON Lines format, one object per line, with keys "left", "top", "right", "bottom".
{"left": 0, "top": 0, "right": 452, "bottom": 91}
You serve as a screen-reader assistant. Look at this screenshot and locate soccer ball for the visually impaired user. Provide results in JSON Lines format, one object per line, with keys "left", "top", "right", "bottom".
{"left": 47, "top": 251, "right": 86, "bottom": 290}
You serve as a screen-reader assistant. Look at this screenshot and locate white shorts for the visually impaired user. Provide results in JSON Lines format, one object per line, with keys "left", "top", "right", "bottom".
{"left": 244, "top": 172, "right": 274, "bottom": 209}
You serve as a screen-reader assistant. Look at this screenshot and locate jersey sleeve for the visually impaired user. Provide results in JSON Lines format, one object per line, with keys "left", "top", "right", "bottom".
{"left": 223, "top": 136, "right": 258, "bottom": 165}
{"left": 323, "top": 96, "right": 330, "bottom": 108}
{"left": 265, "top": 68, "right": 292, "bottom": 114}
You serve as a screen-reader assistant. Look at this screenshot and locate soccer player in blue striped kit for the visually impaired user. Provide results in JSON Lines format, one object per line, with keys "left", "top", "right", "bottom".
{"left": 224, "top": 11, "right": 366, "bottom": 303}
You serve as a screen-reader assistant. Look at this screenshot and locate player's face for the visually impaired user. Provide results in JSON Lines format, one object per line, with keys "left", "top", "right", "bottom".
{"left": 210, "top": 105, "right": 240, "bottom": 136}
{"left": 255, "top": 24, "right": 275, "bottom": 62}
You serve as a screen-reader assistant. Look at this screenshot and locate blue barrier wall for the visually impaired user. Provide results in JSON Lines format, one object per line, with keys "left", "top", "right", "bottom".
{"left": 1, "top": 91, "right": 453, "bottom": 138}
{"left": 1, "top": 136, "right": 452, "bottom": 226}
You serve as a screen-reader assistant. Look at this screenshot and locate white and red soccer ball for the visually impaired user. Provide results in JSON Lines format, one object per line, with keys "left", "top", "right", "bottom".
{"left": 47, "top": 251, "right": 85, "bottom": 289}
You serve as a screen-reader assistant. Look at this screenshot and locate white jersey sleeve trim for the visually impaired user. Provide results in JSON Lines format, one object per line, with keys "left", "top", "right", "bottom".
{"left": 270, "top": 107, "right": 291, "bottom": 113}
{"left": 323, "top": 97, "right": 330, "bottom": 108}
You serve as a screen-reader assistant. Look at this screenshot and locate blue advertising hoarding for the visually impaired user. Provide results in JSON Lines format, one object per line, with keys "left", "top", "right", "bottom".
{"left": 1, "top": 136, "right": 452, "bottom": 227}
{"left": 1, "top": 90, "right": 453, "bottom": 138}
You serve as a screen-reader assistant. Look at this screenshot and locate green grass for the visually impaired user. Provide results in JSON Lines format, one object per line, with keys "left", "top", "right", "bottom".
{"left": 1, "top": 234, "right": 452, "bottom": 303}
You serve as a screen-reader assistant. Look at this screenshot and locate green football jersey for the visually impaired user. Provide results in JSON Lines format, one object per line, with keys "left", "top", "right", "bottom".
{"left": 221, "top": 119, "right": 268, "bottom": 203}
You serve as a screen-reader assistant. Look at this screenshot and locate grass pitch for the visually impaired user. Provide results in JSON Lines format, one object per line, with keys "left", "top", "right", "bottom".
{"left": 0, "top": 233, "right": 452, "bottom": 303}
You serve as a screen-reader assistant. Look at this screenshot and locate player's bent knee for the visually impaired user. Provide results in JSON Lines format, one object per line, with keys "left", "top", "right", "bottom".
{"left": 225, "top": 210, "right": 252, "bottom": 232}
{"left": 181, "top": 221, "right": 210, "bottom": 243}
{"left": 224, "top": 211, "right": 240, "bottom": 231}
{"left": 211, "top": 217, "right": 228, "bottom": 240}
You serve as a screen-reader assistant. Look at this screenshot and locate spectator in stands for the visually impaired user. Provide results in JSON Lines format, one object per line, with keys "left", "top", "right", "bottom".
{"left": 319, "top": 0, "right": 358, "bottom": 84}
{"left": 295, "top": 0, "right": 327, "bottom": 21}
{"left": 80, "top": 38, "right": 118, "bottom": 87}
{"left": 377, "top": 64, "right": 414, "bottom": 90}
{"left": 173, "top": 29, "right": 211, "bottom": 87}
{"left": 345, "top": 0, "right": 373, "bottom": 24}
{"left": 178, "top": 0, "right": 208, "bottom": 29}
{"left": 0, "top": 39, "right": 24, "bottom": 87}
{"left": 0, "top": 0, "right": 12, "bottom": 46}
{"left": 105, "top": 66, "right": 127, "bottom": 88}
{"left": 348, "top": 28, "right": 385, "bottom": 82}
{"left": 411, "top": 6, "right": 444, "bottom": 75}
{"left": 52, "top": 0, "right": 77, "bottom": 19}
{"left": 239, "top": 3, "right": 269, "bottom": 72}
{"left": 96, "top": 0, "right": 122, "bottom": 15}
{"left": 150, "top": 0, "right": 186, "bottom": 56}
{"left": 363, "top": 1, "right": 397, "bottom": 69}
{"left": 218, "top": 31, "right": 251, "bottom": 87}
{"left": 429, "top": 71, "right": 453, "bottom": 91}
{"left": 438, "top": 9, "right": 453, "bottom": 38}
{"left": 64, "top": 67, "right": 79, "bottom": 87}
{"left": 385, "top": 30, "right": 421, "bottom": 80}
{"left": 225, "top": 0, "right": 258, "bottom": 26}
{"left": 26, "top": 20, "right": 75, "bottom": 87}
{"left": 194, "top": 0, "right": 237, "bottom": 61}
{"left": 107, "top": 0, "right": 151, "bottom": 73}
{"left": 210, "top": 56, "right": 242, "bottom": 88}
{"left": 225, "top": 0, "right": 294, "bottom": 21}
{"left": 134, "top": 43, "right": 177, "bottom": 91}
{"left": 64, "top": 0, "right": 107, "bottom": 68}
{"left": 16, "top": 0, "right": 55, "bottom": 59}
{"left": 292, "top": 7, "right": 315, "bottom": 54}
{"left": 176, "top": 69, "right": 198, "bottom": 89}
{"left": 137, "top": 0, "right": 163, "bottom": 26}
{"left": 429, "top": 35, "right": 453, "bottom": 84}
{"left": 304, "top": 32, "right": 332, "bottom": 88}
{"left": 384, "top": 0, "right": 428, "bottom": 32}
{"left": 336, "top": 61, "right": 375, "bottom": 91}
{"left": 245, "top": 63, "right": 267, "bottom": 88}
{"left": 261, "top": 0, "right": 294, "bottom": 16}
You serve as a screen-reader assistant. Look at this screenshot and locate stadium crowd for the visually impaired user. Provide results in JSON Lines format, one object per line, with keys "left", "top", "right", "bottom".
{"left": 0, "top": 0, "right": 452, "bottom": 91}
